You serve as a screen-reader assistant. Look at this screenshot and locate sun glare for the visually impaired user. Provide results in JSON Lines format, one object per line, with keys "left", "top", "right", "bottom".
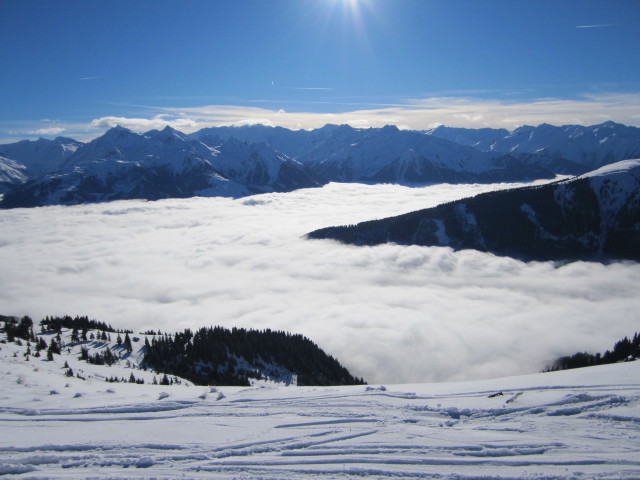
{"left": 327, "top": 0, "right": 367, "bottom": 17}
{"left": 321, "top": 0, "right": 374, "bottom": 47}
{"left": 341, "top": 0, "right": 364, "bottom": 14}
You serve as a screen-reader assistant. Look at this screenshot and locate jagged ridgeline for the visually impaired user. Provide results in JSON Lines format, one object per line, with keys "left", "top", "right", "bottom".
{"left": 0, "top": 315, "right": 365, "bottom": 387}
{"left": 3, "top": 121, "right": 640, "bottom": 208}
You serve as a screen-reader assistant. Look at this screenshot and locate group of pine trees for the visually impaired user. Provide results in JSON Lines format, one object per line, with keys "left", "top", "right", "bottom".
{"left": 2, "top": 315, "right": 35, "bottom": 343}
{"left": 546, "top": 332, "right": 640, "bottom": 371}
{"left": 143, "top": 326, "right": 366, "bottom": 386}
{"left": 2, "top": 314, "right": 366, "bottom": 387}
{"left": 40, "top": 315, "right": 123, "bottom": 334}
{"left": 1, "top": 315, "right": 55, "bottom": 360}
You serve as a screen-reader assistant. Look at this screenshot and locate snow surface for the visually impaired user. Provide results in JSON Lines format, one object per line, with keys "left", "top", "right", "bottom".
{"left": 0, "top": 137, "right": 81, "bottom": 178}
{"left": 579, "top": 158, "right": 640, "bottom": 180}
{"left": 428, "top": 122, "right": 640, "bottom": 171}
{"left": 1, "top": 328, "right": 639, "bottom": 479}
{"left": 310, "top": 127, "right": 494, "bottom": 179}
{"left": 580, "top": 158, "right": 640, "bottom": 216}
{"left": 0, "top": 156, "right": 27, "bottom": 186}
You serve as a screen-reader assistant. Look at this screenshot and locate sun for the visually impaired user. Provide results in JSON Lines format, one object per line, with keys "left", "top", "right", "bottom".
{"left": 329, "top": 0, "right": 367, "bottom": 15}
{"left": 314, "top": 0, "right": 376, "bottom": 49}
{"left": 326, "top": 0, "right": 372, "bottom": 27}
{"left": 345, "top": 0, "right": 367, "bottom": 11}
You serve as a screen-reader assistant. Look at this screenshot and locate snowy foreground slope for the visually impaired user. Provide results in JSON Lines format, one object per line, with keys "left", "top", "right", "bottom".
{"left": 1, "top": 335, "right": 639, "bottom": 479}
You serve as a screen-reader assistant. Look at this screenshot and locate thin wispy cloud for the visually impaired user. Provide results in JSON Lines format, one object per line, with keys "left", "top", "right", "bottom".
{"left": 89, "top": 115, "right": 201, "bottom": 132}
{"left": 115, "top": 93, "right": 640, "bottom": 133}
{"left": 576, "top": 24, "right": 615, "bottom": 29}
{"left": 28, "top": 126, "right": 66, "bottom": 136}
{"left": 79, "top": 76, "right": 100, "bottom": 81}
{"left": 283, "top": 87, "right": 334, "bottom": 91}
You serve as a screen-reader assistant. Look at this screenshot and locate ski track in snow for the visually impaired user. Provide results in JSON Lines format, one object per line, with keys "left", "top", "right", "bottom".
{"left": 1, "top": 343, "right": 639, "bottom": 480}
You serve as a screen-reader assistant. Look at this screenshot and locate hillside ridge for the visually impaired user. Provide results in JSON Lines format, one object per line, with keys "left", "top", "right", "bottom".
{"left": 307, "top": 159, "right": 640, "bottom": 262}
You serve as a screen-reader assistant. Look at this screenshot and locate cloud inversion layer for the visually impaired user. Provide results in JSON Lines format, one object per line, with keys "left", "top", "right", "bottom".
{"left": 1, "top": 182, "right": 638, "bottom": 383}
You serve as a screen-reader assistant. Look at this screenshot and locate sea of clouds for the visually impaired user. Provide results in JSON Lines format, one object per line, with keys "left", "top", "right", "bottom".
{"left": 1, "top": 181, "right": 639, "bottom": 384}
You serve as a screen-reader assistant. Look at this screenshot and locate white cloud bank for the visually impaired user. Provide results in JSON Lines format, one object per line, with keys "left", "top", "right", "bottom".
{"left": 6, "top": 92, "right": 639, "bottom": 144}
{"left": 110, "top": 93, "right": 640, "bottom": 133}
{"left": 89, "top": 116, "right": 202, "bottom": 133}
{"left": 29, "top": 126, "right": 67, "bottom": 136}
{"left": 1, "top": 181, "right": 639, "bottom": 384}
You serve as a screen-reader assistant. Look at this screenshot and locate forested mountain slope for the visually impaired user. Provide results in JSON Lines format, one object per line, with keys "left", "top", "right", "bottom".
{"left": 308, "top": 159, "right": 640, "bottom": 262}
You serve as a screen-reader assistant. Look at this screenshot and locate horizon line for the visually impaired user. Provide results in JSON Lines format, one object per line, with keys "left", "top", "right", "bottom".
{"left": 1, "top": 119, "right": 634, "bottom": 145}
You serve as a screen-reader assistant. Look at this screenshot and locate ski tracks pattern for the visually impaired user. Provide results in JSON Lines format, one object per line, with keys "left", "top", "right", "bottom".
{"left": 1, "top": 383, "right": 640, "bottom": 479}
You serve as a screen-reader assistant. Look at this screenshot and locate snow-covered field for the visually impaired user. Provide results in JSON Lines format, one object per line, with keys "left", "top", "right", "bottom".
{"left": 1, "top": 330, "right": 639, "bottom": 479}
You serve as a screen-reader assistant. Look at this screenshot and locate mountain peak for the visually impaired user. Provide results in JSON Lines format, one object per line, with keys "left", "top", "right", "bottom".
{"left": 99, "top": 125, "right": 138, "bottom": 140}
{"left": 107, "top": 125, "right": 132, "bottom": 133}
{"left": 53, "top": 136, "right": 81, "bottom": 144}
{"left": 146, "top": 125, "right": 189, "bottom": 143}
{"left": 315, "top": 124, "right": 345, "bottom": 133}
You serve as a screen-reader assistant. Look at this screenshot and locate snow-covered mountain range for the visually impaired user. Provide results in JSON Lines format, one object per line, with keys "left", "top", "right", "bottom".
{"left": 0, "top": 126, "right": 319, "bottom": 207}
{"left": 1, "top": 121, "right": 639, "bottom": 207}
{"left": 308, "top": 159, "right": 640, "bottom": 262}
{"left": 0, "top": 136, "right": 81, "bottom": 193}
{"left": 427, "top": 121, "right": 640, "bottom": 171}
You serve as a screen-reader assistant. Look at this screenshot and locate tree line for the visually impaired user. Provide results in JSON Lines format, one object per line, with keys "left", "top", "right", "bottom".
{"left": 546, "top": 332, "right": 640, "bottom": 372}
{"left": 1, "top": 314, "right": 366, "bottom": 387}
{"left": 143, "top": 326, "right": 366, "bottom": 386}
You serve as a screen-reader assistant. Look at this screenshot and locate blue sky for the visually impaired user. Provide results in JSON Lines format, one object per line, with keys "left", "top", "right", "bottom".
{"left": 2, "top": 0, "right": 639, "bottom": 142}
